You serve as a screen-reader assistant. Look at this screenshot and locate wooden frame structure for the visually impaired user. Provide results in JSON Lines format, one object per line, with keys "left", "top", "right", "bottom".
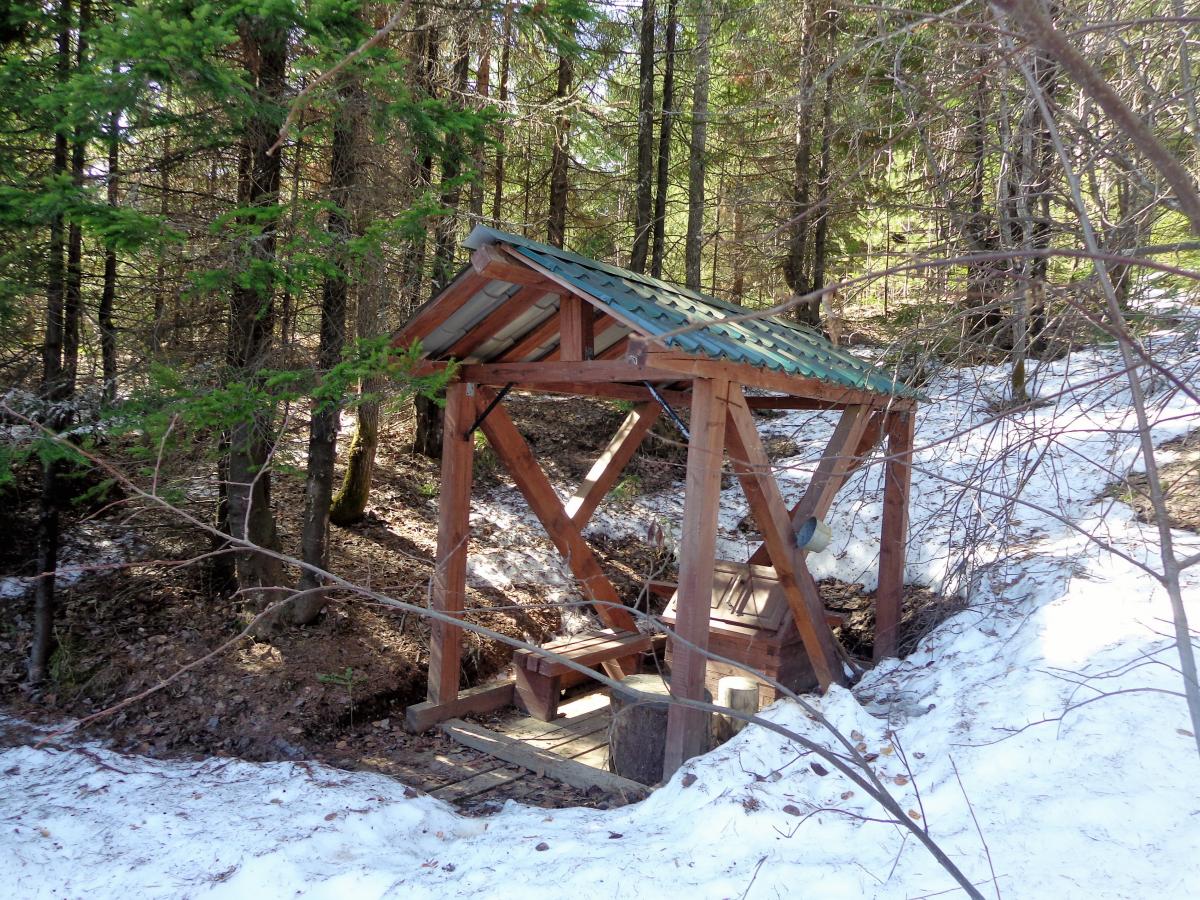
{"left": 395, "top": 228, "right": 918, "bottom": 778}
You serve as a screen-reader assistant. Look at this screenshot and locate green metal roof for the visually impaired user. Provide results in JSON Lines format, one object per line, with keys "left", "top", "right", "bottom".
{"left": 462, "top": 227, "right": 917, "bottom": 399}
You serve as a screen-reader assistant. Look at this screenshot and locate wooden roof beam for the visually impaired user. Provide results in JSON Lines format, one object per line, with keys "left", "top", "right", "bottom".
{"left": 625, "top": 336, "right": 912, "bottom": 409}
{"left": 458, "top": 359, "right": 684, "bottom": 385}
{"left": 471, "top": 243, "right": 559, "bottom": 290}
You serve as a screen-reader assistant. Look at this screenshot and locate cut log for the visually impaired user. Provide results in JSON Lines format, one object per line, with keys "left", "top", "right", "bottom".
{"left": 608, "top": 674, "right": 710, "bottom": 785}
{"left": 713, "top": 676, "right": 760, "bottom": 744}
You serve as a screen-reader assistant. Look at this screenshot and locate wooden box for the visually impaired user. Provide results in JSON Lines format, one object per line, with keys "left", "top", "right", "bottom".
{"left": 660, "top": 560, "right": 817, "bottom": 705}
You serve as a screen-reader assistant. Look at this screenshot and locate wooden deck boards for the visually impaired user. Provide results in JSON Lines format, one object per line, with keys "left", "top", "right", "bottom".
{"left": 431, "top": 690, "right": 648, "bottom": 805}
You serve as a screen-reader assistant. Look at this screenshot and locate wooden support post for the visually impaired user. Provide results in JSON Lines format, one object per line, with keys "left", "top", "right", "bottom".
{"left": 566, "top": 402, "right": 662, "bottom": 528}
{"left": 474, "top": 388, "right": 640, "bottom": 647}
{"left": 724, "top": 387, "right": 846, "bottom": 690}
{"left": 559, "top": 294, "right": 594, "bottom": 361}
{"left": 663, "top": 378, "right": 728, "bottom": 778}
{"left": 428, "top": 382, "right": 475, "bottom": 705}
{"left": 748, "top": 404, "right": 874, "bottom": 567}
{"left": 875, "top": 409, "right": 915, "bottom": 662}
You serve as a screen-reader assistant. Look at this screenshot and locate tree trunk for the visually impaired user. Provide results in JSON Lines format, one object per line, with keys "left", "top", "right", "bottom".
{"left": 152, "top": 85, "right": 171, "bottom": 353}
{"left": 292, "top": 78, "right": 362, "bottom": 624}
{"left": 413, "top": 393, "right": 444, "bottom": 458}
{"left": 416, "top": 24, "right": 469, "bottom": 460}
{"left": 99, "top": 100, "right": 118, "bottom": 404}
{"left": 400, "top": 13, "right": 438, "bottom": 310}
{"left": 650, "top": 0, "right": 677, "bottom": 279}
{"left": 963, "top": 51, "right": 1003, "bottom": 346}
{"left": 329, "top": 380, "right": 380, "bottom": 526}
{"left": 784, "top": 0, "right": 818, "bottom": 325}
{"left": 227, "top": 15, "right": 287, "bottom": 624}
{"left": 491, "top": 7, "right": 513, "bottom": 226}
{"left": 468, "top": 23, "right": 490, "bottom": 223}
{"left": 809, "top": 10, "right": 837, "bottom": 324}
{"left": 431, "top": 26, "right": 470, "bottom": 294}
{"left": 29, "top": 0, "right": 74, "bottom": 686}
{"left": 547, "top": 48, "right": 573, "bottom": 248}
{"left": 278, "top": 99, "right": 307, "bottom": 356}
{"left": 62, "top": 0, "right": 90, "bottom": 395}
{"left": 684, "top": 0, "right": 711, "bottom": 290}
{"left": 629, "top": 0, "right": 656, "bottom": 273}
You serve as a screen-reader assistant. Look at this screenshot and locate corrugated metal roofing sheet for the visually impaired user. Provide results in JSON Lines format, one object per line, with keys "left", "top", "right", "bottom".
{"left": 454, "top": 226, "right": 916, "bottom": 399}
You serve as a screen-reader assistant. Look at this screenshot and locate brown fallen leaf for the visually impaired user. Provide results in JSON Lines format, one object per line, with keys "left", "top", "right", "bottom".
{"left": 893, "top": 775, "right": 909, "bottom": 786}
{"left": 782, "top": 804, "right": 801, "bottom": 816}
{"left": 810, "top": 762, "right": 829, "bottom": 776}
{"left": 908, "top": 809, "right": 922, "bottom": 820}
{"left": 535, "top": 842, "right": 549, "bottom": 852}
{"left": 681, "top": 773, "right": 697, "bottom": 788}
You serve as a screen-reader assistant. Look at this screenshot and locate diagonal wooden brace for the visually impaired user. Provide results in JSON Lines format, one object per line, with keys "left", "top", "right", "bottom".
{"left": 566, "top": 402, "right": 662, "bottom": 529}
{"left": 748, "top": 403, "right": 877, "bottom": 567}
{"left": 474, "top": 388, "right": 639, "bottom": 676}
{"left": 725, "top": 387, "right": 847, "bottom": 690}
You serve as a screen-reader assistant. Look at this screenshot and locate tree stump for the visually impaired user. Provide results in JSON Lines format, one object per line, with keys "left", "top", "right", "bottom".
{"left": 607, "top": 674, "right": 710, "bottom": 785}
{"left": 713, "top": 675, "right": 761, "bottom": 744}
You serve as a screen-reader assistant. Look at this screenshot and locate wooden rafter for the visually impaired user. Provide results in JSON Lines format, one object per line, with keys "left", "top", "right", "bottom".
{"left": 724, "top": 387, "right": 846, "bottom": 690}
{"left": 428, "top": 382, "right": 476, "bottom": 704}
{"left": 444, "top": 283, "right": 551, "bottom": 360}
{"left": 566, "top": 402, "right": 662, "bottom": 528}
{"left": 499, "top": 243, "right": 655, "bottom": 340}
{"left": 393, "top": 271, "right": 489, "bottom": 347}
{"left": 496, "top": 310, "right": 561, "bottom": 362}
{"left": 595, "top": 334, "right": 631, "bottom": 361}
{"left": 490, "top": 381, "right": 689, "bottom": 406}
{"left": 875, "top": 410, "right": 915, "bottom": 662}
{"left": 474, "top": 388, "right": 640, "bottom": 656}
{"left": 663, "top": 378, "right": 730, "bottom": 777}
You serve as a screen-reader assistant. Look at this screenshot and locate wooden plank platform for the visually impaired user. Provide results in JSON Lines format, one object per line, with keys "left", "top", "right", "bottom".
{"left": 435, "top": 690, "right": 648, "bottom": 804}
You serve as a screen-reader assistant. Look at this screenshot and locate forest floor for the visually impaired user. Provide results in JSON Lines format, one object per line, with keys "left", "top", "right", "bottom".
{"left": 3, "top": 299, "right": 1200, "bottom": 897}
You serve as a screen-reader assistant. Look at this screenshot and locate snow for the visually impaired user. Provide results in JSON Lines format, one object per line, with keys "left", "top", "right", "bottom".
{"left": 0, "top": 520, "right": 143, "bottom": 603}
{"left": 4, "top": 329, "right": 1200, "bottom": 898}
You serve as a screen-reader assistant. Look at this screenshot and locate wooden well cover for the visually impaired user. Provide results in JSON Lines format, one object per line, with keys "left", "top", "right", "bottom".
{"left": 662, "top": 560, "right": 789, "bottom": 633}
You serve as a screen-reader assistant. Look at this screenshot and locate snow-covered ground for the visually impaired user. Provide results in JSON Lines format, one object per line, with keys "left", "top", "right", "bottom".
{"left": 4, "top": 325, "right": 1200, "bottom": 898}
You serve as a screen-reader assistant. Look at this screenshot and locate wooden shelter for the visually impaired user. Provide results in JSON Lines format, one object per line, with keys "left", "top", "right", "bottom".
{"left": 395, "top": 226, "right": 919, "bottom": 779}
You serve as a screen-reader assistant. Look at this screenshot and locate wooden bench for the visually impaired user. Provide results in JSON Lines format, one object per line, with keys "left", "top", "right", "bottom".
{"left": 513, "top": 629, "right": 652, "bottom": 721}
